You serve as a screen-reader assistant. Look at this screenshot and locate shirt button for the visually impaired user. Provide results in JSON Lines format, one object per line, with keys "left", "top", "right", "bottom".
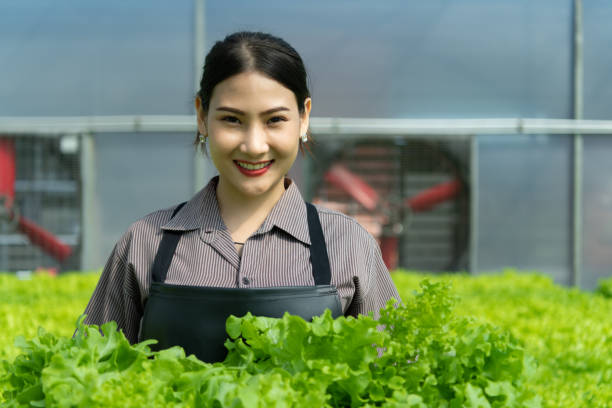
{"left": 242, "top": 276, "right": 250, "bottom": 285}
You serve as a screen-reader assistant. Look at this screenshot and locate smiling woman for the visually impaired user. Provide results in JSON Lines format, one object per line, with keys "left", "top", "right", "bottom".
{"left": 81, "top": 31, "right": 401, "bottom": 363}
{"left": 197, "top": 71, "right": 308, "bottom": 235}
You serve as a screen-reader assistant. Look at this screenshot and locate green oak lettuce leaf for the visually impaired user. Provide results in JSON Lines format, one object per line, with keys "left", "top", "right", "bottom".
{"left": 0, "top": 327, "right": 69, "bottom": 407}
{"left": 223, "top": 309, "right": 384, "bottom": 406}
{"left": 2, "top": 279, "right": 543, "bottom": 407}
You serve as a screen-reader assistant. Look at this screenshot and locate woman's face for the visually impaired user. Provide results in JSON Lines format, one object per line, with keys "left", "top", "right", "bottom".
{"left": 196, "top": 71, "right": 311, "bottom": 202}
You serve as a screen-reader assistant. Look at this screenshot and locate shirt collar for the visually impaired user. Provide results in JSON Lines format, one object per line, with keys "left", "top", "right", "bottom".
{"left": 161, "top": 176, "right": 311, "bottom": 245}
{"left": 257, "top": 178, "right": 311, "bottom": 245}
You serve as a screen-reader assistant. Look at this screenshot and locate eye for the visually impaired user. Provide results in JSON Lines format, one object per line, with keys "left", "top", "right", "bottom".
{"left": 221, "top": 115, "right": 241, "bottom": 124}
{"left": 267, "top": 116, "right": 288, "bottom": 125}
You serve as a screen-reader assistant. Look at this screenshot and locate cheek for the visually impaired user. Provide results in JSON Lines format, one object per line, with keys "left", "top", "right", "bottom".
{"left": 208, "top": 128, "right": 239, "bottom": 151}
{"left": 274, "top": 124, "right": 301, "bottom": 153}
{"left": 207, "top": 139, "right": 231, "bottom": 168}
{"left": 273, "top": 134, "right": 300, "bottom": 158}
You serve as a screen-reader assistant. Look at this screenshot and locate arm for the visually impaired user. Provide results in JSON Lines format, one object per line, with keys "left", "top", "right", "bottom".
{"left": 82, "top": 232, "right": 143, "bottom": 344}
{"left": 346, "top": 235, "right": 402, "bottom": 319}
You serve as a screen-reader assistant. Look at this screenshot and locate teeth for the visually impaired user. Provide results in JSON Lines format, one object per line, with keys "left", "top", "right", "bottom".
{"left": 237, "top": 161, "right": 271, "bottom": 170}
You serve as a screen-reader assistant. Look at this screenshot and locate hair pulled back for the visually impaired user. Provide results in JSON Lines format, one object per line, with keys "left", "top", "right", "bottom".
{"left": 194, "top": 32, "right": 312, "bottom": 151}
{"left": 197, "top": 31, "right": 310, "bottom": 114}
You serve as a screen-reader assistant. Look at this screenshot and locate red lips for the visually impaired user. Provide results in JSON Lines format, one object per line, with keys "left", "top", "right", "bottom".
{"left": 234, "top": 160, "right": 273, "bottom": 177}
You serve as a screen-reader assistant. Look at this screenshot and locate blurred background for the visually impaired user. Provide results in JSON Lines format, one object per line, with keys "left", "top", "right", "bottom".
{"left": 1, "top": 0, "right": 611, "bottom": 290}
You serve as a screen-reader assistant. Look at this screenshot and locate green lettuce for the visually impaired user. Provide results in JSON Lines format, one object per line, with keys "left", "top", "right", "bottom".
{"left": 1, "top": 280, "right": 539, "bottom": 407}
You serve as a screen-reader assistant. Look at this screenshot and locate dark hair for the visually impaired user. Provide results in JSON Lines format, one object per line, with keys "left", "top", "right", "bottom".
{"left": 194, "top": 31, "right": 312, "bottom": 151}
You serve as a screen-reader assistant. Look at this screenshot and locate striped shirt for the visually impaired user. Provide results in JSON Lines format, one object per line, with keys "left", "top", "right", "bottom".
{"left": 83, "top": 176, "right": 401, "bottom": 344}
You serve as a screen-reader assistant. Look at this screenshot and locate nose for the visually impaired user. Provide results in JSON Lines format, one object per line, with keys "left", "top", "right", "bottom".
{"left": 240, "top": 123, "right": 269, "bottom": 156}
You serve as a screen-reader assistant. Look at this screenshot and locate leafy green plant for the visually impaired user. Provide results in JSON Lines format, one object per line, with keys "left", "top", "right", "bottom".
{"left": 1, "top": 280, "right": 538, "bottom": 407}
{"left": 393, "top": 270, "right": 612, "bottom": 408}
{"left": 224, "top": 280, "right": 539, "bottom": 407}
{"left": 0, "top": 272, "right": 99, "bottom": 361}
{"left": 3, "top": 270, "right": 611, "bottom": 407}
{"left": 596, "top": 276, "right": 612, "bottom": 299}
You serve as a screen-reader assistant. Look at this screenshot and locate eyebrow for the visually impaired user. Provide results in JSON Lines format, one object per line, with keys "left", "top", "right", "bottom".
{"left": 216, "top": 106, "right": 290, "bottom": 115}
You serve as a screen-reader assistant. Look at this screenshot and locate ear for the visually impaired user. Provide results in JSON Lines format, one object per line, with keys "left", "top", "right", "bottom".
{"left": 299, "top": 97, "right": 312, "bottom": 136}
{"left": 195, "top": 96, "right": 208, "bottom": 135}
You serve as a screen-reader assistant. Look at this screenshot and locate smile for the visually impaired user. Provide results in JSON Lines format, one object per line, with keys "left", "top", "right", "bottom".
{"left": 234, "top": 160, "right": 274, "bottom": 177}
{"left": 235, "top": 160, "right": 273, "bottom": 170}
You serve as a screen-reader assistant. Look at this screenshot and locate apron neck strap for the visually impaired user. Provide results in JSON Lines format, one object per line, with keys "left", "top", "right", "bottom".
{"left": 150, "top": 201, "right": 331, "bottom": 285}
{"left": 305, "top": 202, "right": 332, "bottom": 285}
{"left": 151, "top": 202, "right": 186, "bottom": 283}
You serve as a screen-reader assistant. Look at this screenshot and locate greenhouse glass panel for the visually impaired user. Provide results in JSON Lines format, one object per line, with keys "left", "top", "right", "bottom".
{"left": 477, "top": 135, "right": 572, "bottom": 284}
{"left": 208, "top": 0, "right": 571, "bottom": 118}
{"left": 93, "top": 132, "right": 195, "bottom": 267}
{"left": 583, "top": 1, "right": 612, "bottom": 120}
{"left": 582, "top": 136, "right": 612, "bottom": 290}
{"left": 0, "top": 0, "right": 193, "bottom": 116}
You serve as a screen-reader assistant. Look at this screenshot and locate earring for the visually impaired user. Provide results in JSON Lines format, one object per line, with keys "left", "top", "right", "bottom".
{"left": 300, "top": 133, "right": 308, "bottom": 143}
{"left": 199, "top": 133, "right": 207, "bottom": 144}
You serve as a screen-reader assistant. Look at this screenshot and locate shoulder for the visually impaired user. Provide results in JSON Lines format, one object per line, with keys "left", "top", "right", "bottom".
{"left": 114, "top": 203, "right": 185, "bottom": 257}
{"left": 128, "top": 203, "right": 182, "bottom": 234}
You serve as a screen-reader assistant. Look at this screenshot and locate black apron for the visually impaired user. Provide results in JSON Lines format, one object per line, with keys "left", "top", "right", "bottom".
{"left": 138, "top": 202, "right": 343, "bottom": 363}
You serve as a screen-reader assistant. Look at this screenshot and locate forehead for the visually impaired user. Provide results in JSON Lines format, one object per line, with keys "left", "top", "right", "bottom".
{"left": 209, "top": 71, "right": 297, "bottom": 109}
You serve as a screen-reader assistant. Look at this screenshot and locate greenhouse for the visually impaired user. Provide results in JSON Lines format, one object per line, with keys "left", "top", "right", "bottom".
{"left": 1, "top": 1, "right": 611, "bottom": 407}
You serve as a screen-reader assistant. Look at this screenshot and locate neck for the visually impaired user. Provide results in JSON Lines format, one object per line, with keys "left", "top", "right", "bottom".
{"left": 215, "top": 177, "right": 287, "bottom": 242}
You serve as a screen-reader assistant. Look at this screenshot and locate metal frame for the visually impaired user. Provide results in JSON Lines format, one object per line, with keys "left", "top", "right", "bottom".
{"left": 469, "top": 135, "right": 479, "bottom": 275}
{"left": 3, "top": 116, "right": 612, "bottom": 136}
{"left": 572, "top": 0, "right": 584, "bottom": 287}
{"left": 79, "top": 133, "right": 99, "bottom": 271}
{"left": 193, "top": 0, "right": 207, "bottom": 194}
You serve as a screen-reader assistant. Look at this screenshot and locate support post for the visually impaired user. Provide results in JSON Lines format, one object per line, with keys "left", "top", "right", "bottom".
{"left": 79, "top": 133, "right": 100, "bottom": 271}
{"left": 572, "top": 0, "right": 583, "bottom": 287}
{"left": 193, "top": 0, "right": 207, "bottom": 193}
{"left": 469, "top": 134, "right": 479, "bottom": 274}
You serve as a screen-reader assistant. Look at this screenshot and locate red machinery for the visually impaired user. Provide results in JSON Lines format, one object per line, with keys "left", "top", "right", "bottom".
{"left": 0, "top": 138, "right": 72, "bottom": 262}
{"left": 313, "top": 141, "right": 468, "bottom": 271}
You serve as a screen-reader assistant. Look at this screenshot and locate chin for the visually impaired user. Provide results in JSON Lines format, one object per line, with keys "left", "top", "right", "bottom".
{"left": 240, "top": 187, "right": 268, "bottom": 197}
{"left": 233, "top": 180, "right": 269, "bottom": 194}
{"left": 241, "top": 179, "right": 284, "bottom": 198}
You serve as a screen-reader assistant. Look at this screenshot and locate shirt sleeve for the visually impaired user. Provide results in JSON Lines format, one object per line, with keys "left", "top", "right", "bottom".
{"left": 82, "top": 231, "right": 143, "bottom": 344}
{"left": 346, "top": 235, "right": 402, "bottom": 319}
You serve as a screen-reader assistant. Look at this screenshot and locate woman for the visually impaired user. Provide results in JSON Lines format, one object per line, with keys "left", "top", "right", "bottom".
{"left": 83, "top": 31, "right": 400, "bottom": 363}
